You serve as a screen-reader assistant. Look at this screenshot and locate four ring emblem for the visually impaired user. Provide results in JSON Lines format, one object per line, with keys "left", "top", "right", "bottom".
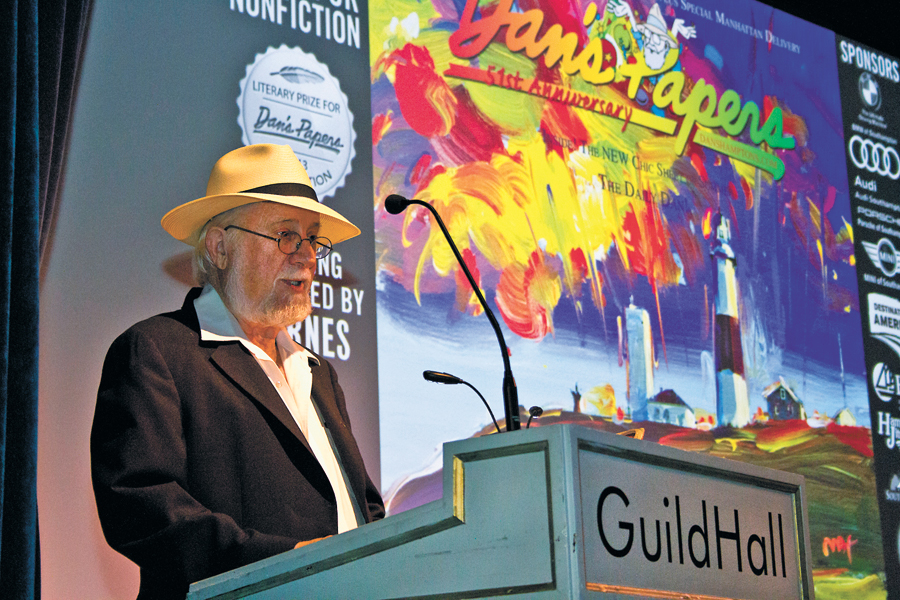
{"left": 849, "top": 135, "right": 900, "bottom": 179}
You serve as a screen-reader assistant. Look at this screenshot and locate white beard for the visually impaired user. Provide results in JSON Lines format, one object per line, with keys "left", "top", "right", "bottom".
{"left": 221, "top": 261, "right": 312, "bottom": 329}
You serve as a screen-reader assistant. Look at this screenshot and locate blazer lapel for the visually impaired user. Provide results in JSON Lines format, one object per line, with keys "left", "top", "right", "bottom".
{"left": 309, "top": 363, "right": 368, "bottom": 511}
{"left": 209, "top": 342, "right": 315, "bottom": 455}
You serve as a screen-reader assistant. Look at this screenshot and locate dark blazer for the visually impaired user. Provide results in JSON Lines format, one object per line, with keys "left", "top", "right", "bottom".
{"left": 91, "top": 288, "right": 384, "bottom": 599}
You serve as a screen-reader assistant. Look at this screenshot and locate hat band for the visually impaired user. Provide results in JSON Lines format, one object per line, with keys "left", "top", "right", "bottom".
{"left": 240, "top": 182, "right": 319, "bottom": 203}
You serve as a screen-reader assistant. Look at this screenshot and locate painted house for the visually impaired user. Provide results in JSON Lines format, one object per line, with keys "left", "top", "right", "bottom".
{"left": 762, "top": 378, "right": 806, "bottom": 421}
{"left": 648, "top": 389, "right": 696, "bottom": 428}
{"left": 833, "top": 408, "right": 857, "bottom": 426}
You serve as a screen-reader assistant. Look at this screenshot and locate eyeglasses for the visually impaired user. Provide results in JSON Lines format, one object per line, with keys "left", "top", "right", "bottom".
{"left": 224, "top": 225, "right": 333, "bottom": 259}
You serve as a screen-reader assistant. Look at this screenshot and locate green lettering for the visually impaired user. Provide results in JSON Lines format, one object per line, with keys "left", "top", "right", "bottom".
{"left": 716, "top": 90, "right": 742, "bottom": 134}
{"left": 760, "top": 107, "right": 794, "bottom": 149}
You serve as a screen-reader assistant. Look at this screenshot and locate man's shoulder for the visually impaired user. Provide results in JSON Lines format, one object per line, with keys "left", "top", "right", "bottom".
{"left": 112, "top": 289, "right": 202, "bottom": 349}
{"left": 128, "top": 307, "right": 196, "bottom": 337}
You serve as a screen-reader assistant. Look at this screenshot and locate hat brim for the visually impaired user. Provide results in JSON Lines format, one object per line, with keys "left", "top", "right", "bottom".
{"left": 635, "top": 24, "right": 679, "bottom": 48}
{"left": 161, "top": 193, "right": 361, "bottom": 246}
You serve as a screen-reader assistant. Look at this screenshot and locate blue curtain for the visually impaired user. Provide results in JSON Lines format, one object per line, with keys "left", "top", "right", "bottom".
{"left": 0, "top": 2, "right": 40, "bottom": 599}
{"left": 0, "top": 1, "right": 91, "bottom": 598}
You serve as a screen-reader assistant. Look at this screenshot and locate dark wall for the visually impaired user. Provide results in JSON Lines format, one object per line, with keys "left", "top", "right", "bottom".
{"left": 765, "top": 1, "right": 900, "bottom": 57}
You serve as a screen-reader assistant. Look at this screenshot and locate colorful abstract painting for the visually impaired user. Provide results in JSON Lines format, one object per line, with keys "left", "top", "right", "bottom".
{"left": 370, "top": 0, "right": 882, "bottom": 595}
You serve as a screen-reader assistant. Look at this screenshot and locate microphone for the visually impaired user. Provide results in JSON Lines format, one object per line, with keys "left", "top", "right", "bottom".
{"left": 388, "top": 194, "right": 521, "bottom": 431}
{"left": 384, "top": 194, "right": 412, "bottom": 215}
{"left": 423, "top": 370, "right": 463, "bottom": 385}
{"left": 423, "top": 370, "right": 501, "bottom": 434}
{"left": 526, "top": 406, "right": 543, "bottom": 429}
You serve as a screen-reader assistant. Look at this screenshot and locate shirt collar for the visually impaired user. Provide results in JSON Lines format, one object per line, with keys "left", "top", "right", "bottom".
{"left": 194, "top": 284, "right": 320, "bottom": 366}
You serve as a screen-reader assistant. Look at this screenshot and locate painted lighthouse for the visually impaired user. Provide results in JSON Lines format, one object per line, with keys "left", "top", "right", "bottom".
{"left": 625, "top": 300, "right": 653, "bottom": 421}
{"left": 711, "top": 214, "right": 750, "bottom": 427}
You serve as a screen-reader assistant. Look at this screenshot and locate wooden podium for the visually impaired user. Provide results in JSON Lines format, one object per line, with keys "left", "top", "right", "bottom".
{"left": 187, "top": 424, "right": 814, "bottom": 599}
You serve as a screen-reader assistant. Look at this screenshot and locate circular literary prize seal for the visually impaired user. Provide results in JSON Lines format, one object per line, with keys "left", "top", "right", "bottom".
{"left": 238, "top": 46, "right": 355, "bottom": 199}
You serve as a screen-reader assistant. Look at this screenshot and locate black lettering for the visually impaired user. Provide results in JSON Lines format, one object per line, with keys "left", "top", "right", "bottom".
{"left": 676, "top": 496, "right": 685, "bottom": 564}
{"left": 597, "top": 486, "right": 634, "bottom": 558}
{"left": 640, "top": 518, "right": 662, "bottom": 562}
{"left": 768, "top": 513, "right": 777, "bottom": 577}
{"left": 748, "top": 534, "right": 767, "bottom": 575}
{"left": 778, "top": 513, "right": 786, "bottom": 578}
{"left": 689, "top": 500, "right": 711, "bottom": 568}
{"left": 714, "top": 506, "right": 743, "bottom": 572}
{"left": 254, "top": 105, "right": 271, "bottom": 129}
{"left": 665, "top": 520, "right": 673, "bottom": 563}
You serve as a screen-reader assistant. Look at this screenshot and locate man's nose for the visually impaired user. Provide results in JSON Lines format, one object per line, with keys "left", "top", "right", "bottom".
{"left": 291, "top": 239, "right": 318, "bottom": 264}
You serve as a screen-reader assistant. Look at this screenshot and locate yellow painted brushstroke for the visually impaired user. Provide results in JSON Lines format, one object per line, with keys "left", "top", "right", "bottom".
{"left": 814, "top": 573, "right": 886, "bottom": 600}
{"left": 756, "top": 428, "right": 818, "bottom": 452}
{"left": 820, "top": 464, "right": 863, "bottom": 483}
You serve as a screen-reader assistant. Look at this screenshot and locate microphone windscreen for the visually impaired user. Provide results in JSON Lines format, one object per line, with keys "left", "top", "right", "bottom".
{"left": 423, "top": 370, "right": 462, "bottom": 384}
{"left": 384, "top": 194, "right": 411, "bottom": 215}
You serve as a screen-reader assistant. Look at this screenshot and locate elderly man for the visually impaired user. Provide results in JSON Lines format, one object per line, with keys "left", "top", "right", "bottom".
{"left": 91, "top": 144, "right": 384, "bottom": 599}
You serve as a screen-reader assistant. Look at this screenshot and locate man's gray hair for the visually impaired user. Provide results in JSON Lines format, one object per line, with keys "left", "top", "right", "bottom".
{"left": 192, "top": 203, "right": 256, "bottom": 288}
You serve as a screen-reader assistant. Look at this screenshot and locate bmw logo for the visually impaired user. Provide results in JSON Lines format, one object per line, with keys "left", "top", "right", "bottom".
{"left": 859, "top": 72, "right": 882, "bottom": 110}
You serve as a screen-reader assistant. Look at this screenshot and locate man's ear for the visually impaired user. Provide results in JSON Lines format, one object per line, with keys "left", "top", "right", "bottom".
{"left": 205, "top": 228, "right": 229, "bottom": 269}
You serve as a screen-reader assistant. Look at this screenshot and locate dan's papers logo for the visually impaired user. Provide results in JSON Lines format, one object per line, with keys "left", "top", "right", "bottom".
{"left": 238, "top": 45, "right": 355, "bottom": 200}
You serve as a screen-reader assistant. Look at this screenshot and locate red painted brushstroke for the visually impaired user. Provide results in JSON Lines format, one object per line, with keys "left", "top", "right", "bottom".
{"left": 494, "top": 251, "right": 553, "bottom": 340}
{"left": 659, "top": 430, "right": 714, "bottom": 451}
{"left": 415, "top": 163, "right": 448, "bottom": 191}
{"left": 541, "top": 99, "right": 590, "bottom": 157}
{"left": 372, "top": 112, "right": 392, "bottom": 145}
{"left": 409, "top": 154, "right": 432, "bottom": 185}
{"left": 570, "top": 247, "right": 588, "bottom": 282}
{"left": 691, "top": 152, "right": 708, "bottom": 182}
{"left": 741, "top": 177, "right": 754, "bottom": 211}
{"left": 455, "top": 248, "right": 484, "bottom": 316}
{"left": 390, "top": 44, "right": 455, "bottom": 137}
{"left": 439, "top": 86, "right": 505, "bottom": 164}
{"left": 823, "top": 185, "right": 836, "bottom": 214}
{"left": 728, "top": 201, "right": 740, "bottom": 238}
{"left": 763, "top": 95, "right": 774, "bottom": 121}
{"left": 826, "top": 423, "right": 873, "bottom": 458}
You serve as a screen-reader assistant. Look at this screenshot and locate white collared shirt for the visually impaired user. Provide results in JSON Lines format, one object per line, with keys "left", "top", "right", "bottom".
{"left": 194, "top": 285, "right": 360, "bottom": 533}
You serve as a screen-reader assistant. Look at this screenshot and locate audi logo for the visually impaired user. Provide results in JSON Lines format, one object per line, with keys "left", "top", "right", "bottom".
{"left": 848, "top": 135, "right": 900, "bottom": 179}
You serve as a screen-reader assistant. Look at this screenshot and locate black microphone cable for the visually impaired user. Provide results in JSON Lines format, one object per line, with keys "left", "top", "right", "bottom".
{"left": 388, "top": 194, "right": 521, "bottom": 431}
{"left": 423, "top": 370, "right": 502, "bottom": 434}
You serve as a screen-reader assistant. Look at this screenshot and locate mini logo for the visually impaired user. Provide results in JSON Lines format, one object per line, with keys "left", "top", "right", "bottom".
{"left": 873, "top": 362, "right": 900, "bottom": 402}
{"left": 862, "top": 238, "right": 900, "bottom": 277}
{"left": 859, "top": 71, "right": 882, "bottom": 110}
{"left": 848, "top": 135, "right": 900, "bottom": 180}
{"left": 238, "top": 45, "right": 355, "bottom": 199}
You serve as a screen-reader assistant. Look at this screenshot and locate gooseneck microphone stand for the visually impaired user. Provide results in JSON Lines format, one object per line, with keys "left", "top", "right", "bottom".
{"left": 385, "top": 194, "right": 521, "bottom": 431}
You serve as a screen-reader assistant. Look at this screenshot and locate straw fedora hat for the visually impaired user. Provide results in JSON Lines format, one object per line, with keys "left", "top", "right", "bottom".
{"left": 161, "top": 144, "right": 360, "bottom": 246}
